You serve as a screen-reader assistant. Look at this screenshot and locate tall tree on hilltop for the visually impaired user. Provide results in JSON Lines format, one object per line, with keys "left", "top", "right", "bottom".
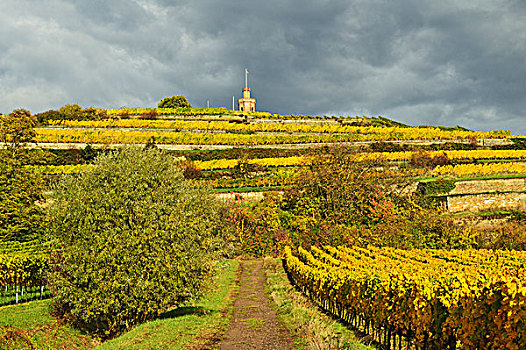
{"left": 158, "top": 95, "right": 192, "bottom": 109}
{"left": 0, "top": 109, "right": 37, "bottom": 157}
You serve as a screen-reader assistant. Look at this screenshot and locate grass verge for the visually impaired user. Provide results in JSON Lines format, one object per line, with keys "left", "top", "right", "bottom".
{"left": 0, "top": 299, "right": 100, "bottom": 349}
{"left": 0, "top": 259, "right": 239, "bottom": 350}
{"left": 97, "top": 259, "right": 239, "bottom": 350}
{"left": 262, "top": 257, "right": 375, "bottom": 350}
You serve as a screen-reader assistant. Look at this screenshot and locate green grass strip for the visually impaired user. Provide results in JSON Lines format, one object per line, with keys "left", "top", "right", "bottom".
{"left": 262, "top": 257, "right": 374, "bottom": 350}
{"left": 0, "top": 259, "right": 239, "bottom": 350}
{"left": 443, "top": 210, "right": 514, "bottom": 218}
{"left": 0, "top": 299, "right": 100, "bottom": 349}
{"left": 97, "top": 259, "right": 239, "bottom": 350}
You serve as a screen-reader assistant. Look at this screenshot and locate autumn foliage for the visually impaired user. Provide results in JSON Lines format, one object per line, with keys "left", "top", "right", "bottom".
{"left": 285, "top": 245, "right": 526, "bottom": 350}
{"left": 226, "top": 146, "right": 475, "bottom": 255}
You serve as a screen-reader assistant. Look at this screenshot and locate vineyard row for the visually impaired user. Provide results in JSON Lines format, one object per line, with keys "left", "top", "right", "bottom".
{"left": 284, "top": 245, "right": 526, "bottom": 350}
{"left": 47, "top": 119, "right": 511, "bottom": 140}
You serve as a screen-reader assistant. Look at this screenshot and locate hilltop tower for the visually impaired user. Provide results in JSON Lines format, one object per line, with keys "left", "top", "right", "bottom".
{"left": 238, "top": 69, "right": 256, "bottom": 112}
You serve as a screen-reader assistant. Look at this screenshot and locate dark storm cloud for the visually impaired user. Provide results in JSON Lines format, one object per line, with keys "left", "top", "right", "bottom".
{"left": 0, "top": 0, "right": 525, "bottom": 134}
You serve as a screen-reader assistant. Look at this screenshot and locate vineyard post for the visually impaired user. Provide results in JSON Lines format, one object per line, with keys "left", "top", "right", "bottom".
{"left": 423, "top": 333, "right": 429, "bottom": 350}
{"left": 447, "top": 334, "right": 456, "bottom": 350}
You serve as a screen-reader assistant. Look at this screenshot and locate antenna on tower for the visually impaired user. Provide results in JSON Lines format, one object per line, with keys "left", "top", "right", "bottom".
{"left": 245, "top": 69, "right": 249, "bottom": 88}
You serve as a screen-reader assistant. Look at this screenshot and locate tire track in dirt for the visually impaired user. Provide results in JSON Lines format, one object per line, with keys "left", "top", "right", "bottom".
{"left": 219, "top": 260, "right": 293, "bottom": 350}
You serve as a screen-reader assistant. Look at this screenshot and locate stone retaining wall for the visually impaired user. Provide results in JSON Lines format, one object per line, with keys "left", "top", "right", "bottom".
{"left": 424, "top": 177, "right": 526, "bottom": 213}
{"left": 449, "top": 178, "right": 526, "bottom": 195}
{"left": 447, "top": 192, "right": 526, "bottom": 213}
{"left": 217, "top": 191, "right": 265, "bottom": 202}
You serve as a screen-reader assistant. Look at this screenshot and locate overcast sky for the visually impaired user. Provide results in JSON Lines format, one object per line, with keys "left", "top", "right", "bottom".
{"left": 1, "top": 0, "right": 525, "bottom": 134}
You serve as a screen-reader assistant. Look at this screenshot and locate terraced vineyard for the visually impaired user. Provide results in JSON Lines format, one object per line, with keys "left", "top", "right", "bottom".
{"left": 30, "top": 142, "right": 526, "bottom": 195}
{"left": 3, "top": 106, "right": 526, "bottom": 349}
{"left": 31, "top": 109, "right": 526, "bottom": 199}
{"left": 39, "top": 117, "right": 511, "bottom": 146}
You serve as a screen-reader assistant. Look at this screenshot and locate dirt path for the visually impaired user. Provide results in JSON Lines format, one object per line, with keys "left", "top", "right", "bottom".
{"left": 219, "top": 260, "right": 293, "bottom": 350}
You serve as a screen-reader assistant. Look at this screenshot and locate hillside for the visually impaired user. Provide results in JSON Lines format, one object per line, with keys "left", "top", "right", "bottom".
{"left": 2, "top": 105, "right": 526, "bottom": 349}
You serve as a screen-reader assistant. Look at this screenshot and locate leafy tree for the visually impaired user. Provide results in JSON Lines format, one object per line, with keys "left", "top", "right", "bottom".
{"left": 0, "top": 109, "right": 37, "bottom": 157}
{"left": 279, "top": 146, "right": 474, "bottom": 249}
{"left": 34, "top": 109, "right": 64, "bottom": 125}
{"left": 0, "top": 110, "right": 49, "bottom": 242}
{"left": 58, "top": 104, "right": 83, "bottom": 120}
{"left": 158, "top": 95, "right": 191, "bottom": 109}
{"left": 35, "top": 106, "right": 106, "bottom": 124}
{"left": 82, "top": 107, "right": 107, "bottom": 121}
{"left": 0, "top": 157, "right": 46, "bottom": 242}
{"left": 227, "top": 146, "right": 475, "bottom": 253}
{"left": 48, "top": 147, "right": 227, "bottom": 337}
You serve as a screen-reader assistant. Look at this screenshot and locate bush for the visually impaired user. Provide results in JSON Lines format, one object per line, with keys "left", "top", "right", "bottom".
{"left": 180, "top": 161, "right": 202, "bottom": 179}
{"left": 79, "top": 144, "right": 98, "bottom": 162}
{"left": 225, "top": 193, "right": 291, "bottom": 257}
{"left": 478, "top": 222, "right": 526, "bottom": 250}
{"left": 421, "top": 179, "right": 457, "bottom": 196}
{"left": 138, "top": 110, "right": 158, "bottom": 120}
{"left": 48, "top": 147, "right": 227, "bottom": 337}
{"left": 409, "top": 150, "right": 450, "bottom": 168}
{"left": 231, "top": 157, "right": 261, "bottom": 178}
{"left": 476, "top": 217, "right": 526, "bottom": 250}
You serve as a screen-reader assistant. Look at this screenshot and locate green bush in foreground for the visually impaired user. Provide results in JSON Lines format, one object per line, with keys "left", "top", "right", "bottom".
{"left": 48, "top": 147, "right": 226, "bottom": 337}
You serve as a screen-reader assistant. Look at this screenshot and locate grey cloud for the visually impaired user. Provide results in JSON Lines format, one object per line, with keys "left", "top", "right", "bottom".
{"left": 0, "top": 0, "right": 525, "bottom": 134}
